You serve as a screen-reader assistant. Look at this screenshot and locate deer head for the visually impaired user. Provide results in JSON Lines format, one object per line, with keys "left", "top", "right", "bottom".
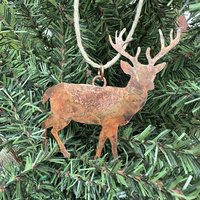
{"left": 119, "top": 60, "right": 166, "bottom": 91}
{"left": 109, "top": 29, "right": 181, "bottom": 91}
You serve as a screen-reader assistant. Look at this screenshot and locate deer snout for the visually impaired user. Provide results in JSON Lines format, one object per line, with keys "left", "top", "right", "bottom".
{"left": 147, "top": 80, "right": 155, "bottom": 90}
{"left": 149, "top": 82, "right": 155, "bottom": 90}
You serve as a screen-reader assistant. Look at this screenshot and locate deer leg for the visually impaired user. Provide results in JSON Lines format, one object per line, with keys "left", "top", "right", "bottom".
{"left": 95, "top": 123, "right": 119, "bottom": 159}
{"left": 42, "top": 114, "right": 55, "bottom": 129}
{"left": 51, "top": 128, "right": 71, "bottom": 158}
{"left": 94, "top": 127, "right": 108, "bottom": 159}
{"left": 42, "top": 129, "right": 47, "bottom": 150}
{"left": 43, "top": 115, "right": 71, "bottom": 158}
{"left": 107, "top": 125, "right": 119, "bottom": 159}
{"left": 42, "top": 115, "right": 55, "bottom": 151}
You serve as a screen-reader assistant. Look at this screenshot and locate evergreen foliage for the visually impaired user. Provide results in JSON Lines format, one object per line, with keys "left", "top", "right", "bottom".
{"left": 0, "top": 0, "right": 200, "bottom": 199}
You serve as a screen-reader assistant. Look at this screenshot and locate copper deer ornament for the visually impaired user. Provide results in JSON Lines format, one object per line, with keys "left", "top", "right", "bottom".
{"left": 42, "top": 29, "right": 181, "bottom": 158}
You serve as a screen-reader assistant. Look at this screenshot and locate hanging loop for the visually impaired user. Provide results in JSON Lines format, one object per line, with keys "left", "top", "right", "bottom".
{"left": 92, "top": 75, "right": 107, "bottom": 87}
{"left": 92, "top": 65, "right": 106, "bottom": 87}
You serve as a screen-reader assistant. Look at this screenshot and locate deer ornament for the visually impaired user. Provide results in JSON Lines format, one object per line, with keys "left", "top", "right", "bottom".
{"left": 42, "top": 0, "right": 181, "bottom": 159}
{"left": 42, "top": 27, "right": 181, "bottom": 159}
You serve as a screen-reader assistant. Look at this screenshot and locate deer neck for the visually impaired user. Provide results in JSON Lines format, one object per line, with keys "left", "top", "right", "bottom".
{"left": 126, "top": 77, "right": 148, "bottom": 97}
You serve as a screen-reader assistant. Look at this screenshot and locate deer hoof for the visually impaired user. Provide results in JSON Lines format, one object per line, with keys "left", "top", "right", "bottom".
{"left": 94, "top": 153, "right": 101, "bottom": 159}
{"left": 62, "top": 151, "right": 71, "bottom": 158}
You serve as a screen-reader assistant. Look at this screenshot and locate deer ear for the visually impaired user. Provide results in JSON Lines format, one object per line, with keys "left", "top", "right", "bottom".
{"left": 154, "top": 62, "right": 166, "bottom": 74}
{"left": 120, "top": 60, "right": 132, "bottom": 74}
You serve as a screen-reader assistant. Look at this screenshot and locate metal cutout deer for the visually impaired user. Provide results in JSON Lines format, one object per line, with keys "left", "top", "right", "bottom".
{"left": 42, "top": 29, "right": 181, "bottom": 158}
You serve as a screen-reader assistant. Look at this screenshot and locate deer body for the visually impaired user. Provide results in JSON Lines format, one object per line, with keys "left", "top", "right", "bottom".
{"left": 43, "top": 83, "right": 147, "bottom": 125}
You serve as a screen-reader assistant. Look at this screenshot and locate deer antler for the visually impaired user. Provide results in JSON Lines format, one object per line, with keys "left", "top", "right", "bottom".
{"left": 74, "top": 0, "right": 144, "bottom": 69}
{"left": 109, "top": 28, "right": 181, "bottom": 67}
{"left": 109, "top": 31, "right": 141, "bottom": 67}
{"left": 146, "top": 29, "right": 181, "bottom": 66}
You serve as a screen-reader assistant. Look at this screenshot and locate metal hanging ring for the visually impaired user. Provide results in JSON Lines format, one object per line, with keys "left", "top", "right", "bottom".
{"left": 92, "top": 75, "right": 107, "bottom": 87}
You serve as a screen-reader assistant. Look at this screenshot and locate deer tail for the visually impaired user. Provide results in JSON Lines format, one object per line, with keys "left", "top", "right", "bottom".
{"left": 42, "top": 87, "right": 54, "bottom": 104}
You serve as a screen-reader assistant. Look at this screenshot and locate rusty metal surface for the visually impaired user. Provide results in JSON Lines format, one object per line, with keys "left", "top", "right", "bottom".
{"left": 42, "top": 61, "right": 165, "bottom": 159}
